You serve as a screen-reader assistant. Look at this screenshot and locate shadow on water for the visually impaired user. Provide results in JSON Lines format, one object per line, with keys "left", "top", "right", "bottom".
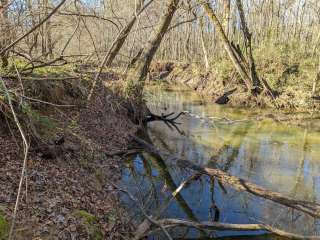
{"left": 119, "top": 84, "right": 320, "bottom": 239}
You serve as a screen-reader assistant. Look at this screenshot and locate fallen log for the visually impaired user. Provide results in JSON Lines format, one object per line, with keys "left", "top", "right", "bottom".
{"left": 130, "top": 134, "right": 320, "bottom": 219}
{"left": 156, "top": 218, "right": 320, "bottom": 240}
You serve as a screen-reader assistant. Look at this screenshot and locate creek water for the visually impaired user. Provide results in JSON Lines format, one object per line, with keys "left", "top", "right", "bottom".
{"left": 119, "top": 84, "right": 320, "bottom": 239}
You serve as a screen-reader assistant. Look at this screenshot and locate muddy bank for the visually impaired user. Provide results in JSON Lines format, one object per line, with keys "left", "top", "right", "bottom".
{"left": 150, "top": 62, "right": 320, "bottom": 110}
{"left": 0, "top": 76, "right": 138, "bottom": 239}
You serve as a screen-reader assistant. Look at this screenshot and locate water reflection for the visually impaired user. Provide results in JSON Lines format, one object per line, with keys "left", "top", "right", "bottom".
{"left": 120, "top": 84, "right": 320, "bottom": 239}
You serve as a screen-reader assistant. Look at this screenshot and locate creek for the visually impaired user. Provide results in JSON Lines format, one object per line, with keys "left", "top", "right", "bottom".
{"left": 119, "top": 84, "right": 320, "bottom": 239}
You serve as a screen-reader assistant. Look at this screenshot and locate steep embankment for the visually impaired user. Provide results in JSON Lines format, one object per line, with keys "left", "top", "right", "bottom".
{"left": 0, "top": 75, "right": 138, "bottom": 239}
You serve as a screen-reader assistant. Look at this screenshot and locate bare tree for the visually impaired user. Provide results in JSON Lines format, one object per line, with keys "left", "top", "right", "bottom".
{"left": 0, "top": 0, "right": 9, "bottom": 67}
{"left": 125, "top": 0, "right": 180, "bottom": 99}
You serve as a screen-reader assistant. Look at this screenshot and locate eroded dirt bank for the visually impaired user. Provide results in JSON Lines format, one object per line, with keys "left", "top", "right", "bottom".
{"left": 0, "top": 77, "right": 138, "bottom": 239}
{"left": 149, "top": 61, "right": 320, "bottom": 110}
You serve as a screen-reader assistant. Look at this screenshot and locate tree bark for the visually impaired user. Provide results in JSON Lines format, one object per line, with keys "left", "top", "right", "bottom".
{"left": 199, "top": 18, "right": 209, "bottom": 71}
{"left": 87, "top": 0, "right": 151, "bottom": 101}
{"left": 235, "top": 0, "right": 262, "bottom": 91}
{"left": 0, "top": 0, "right": 9, "bottom": 68}
{"left": 125, "top": 0, "right": 180, "bottom": 99}
{"left": 198, "top": 1, "right": 253, "bottom": 91}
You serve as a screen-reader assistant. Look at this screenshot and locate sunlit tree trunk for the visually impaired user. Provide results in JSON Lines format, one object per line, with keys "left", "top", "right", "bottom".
{"left": 222, "top": 0, "right": 231, "bottom": 38}
{"left": 198, "top": 1, "right": 253, "bottom": 91}
{"left": 312, "top": 55, "right": 320, "bottom": 96}
{"left": 0, "top": 0, "right": 9, "bottom": 67}
{"left": 104, "top": 0, "right": 147, "bottom": 67}
{"left": 126, "top": 0, "right": 180, "bottom": 99}
{"left": 87, "top": 0, "right": 150, "bottom": 101}
{"left": 235, "top": 0, "right": 262, "bottom": 91}
{"left": 200, "top": 18, "right": 209, "bottom": 71}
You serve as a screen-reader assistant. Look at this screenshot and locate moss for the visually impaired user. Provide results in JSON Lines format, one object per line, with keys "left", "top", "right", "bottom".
{"left": 0, "top": 210, "right": 9, "bottom": 240}
{"left": 75, "top": 210, "right": 102, "bottom": 240}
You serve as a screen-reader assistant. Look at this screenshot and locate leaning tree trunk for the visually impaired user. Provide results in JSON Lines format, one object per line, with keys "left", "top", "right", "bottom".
{"left": 222, "top": 0, "right": 231, "bottom": 38}
{"left": 235, "top": 0, "right": 262, "bottom": 92}
{"left": 87, "top": 0, "right": 150, "bottom": 101}
{"left": 199, "top": 18, "right": 209, "bottom": 72}
{"left": 125, "top": 0, "right": 180, "bottom": 100}
{"left": 0, "top": 0, "right": 9, "bottom": 68}
{"left": 198, "top": 1, "right": 253, "bottom": 91}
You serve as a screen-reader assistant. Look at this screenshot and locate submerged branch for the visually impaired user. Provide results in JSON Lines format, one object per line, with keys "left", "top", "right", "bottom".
{"left": 155, "top": 218, "right": 320, "bottom": 240}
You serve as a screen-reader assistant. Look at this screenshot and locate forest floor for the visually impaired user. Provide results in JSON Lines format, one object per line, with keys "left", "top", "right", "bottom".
{"left": 0, "top": 74, "right": 138, "bottom": 239}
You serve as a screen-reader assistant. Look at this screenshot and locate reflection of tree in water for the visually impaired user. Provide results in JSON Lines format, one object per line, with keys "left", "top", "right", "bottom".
{"left": 208, "top": 123, "right": 252, "bottom": 172}
{"left": 125, "top": 131, "right": 208, "bottom": 238}
{"left": 123, "top": 87, "right": 320, "bottom": 239}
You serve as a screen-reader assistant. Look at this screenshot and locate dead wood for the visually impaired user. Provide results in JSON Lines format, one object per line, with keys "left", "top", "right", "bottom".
{"left": 155, "top": 218, "right": 320, "bottom": 240}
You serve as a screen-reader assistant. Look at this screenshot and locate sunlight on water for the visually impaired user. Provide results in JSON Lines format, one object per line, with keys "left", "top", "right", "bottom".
{"left": 120, "top": 84, "right": 320, "bottom": 239}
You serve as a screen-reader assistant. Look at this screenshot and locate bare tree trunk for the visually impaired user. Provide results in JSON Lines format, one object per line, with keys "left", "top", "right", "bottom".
{"left": 222, "top": 0, "right": 231, "bottom": 38}
{"left": 87, "top": 0, "right": 151, "bottom": 101}
{"left": 312, "top": 55, "right": 320, "bottom": 97}
{"left": 125, "top": 0, "right": 180, "bottom": 99}
{"left": 199, "top": 1, "right": 253, "bottom": 91}
{"left": 0, "top": 0, "right": 9, "bottom": 68}
{"left": 235, "top": 0, "right": 262, "bottom": 92}
{"left": 104, "top": 0, "right": 146, "bottom": 67}
{"left": 199, "top": 18, "right": 209, "bottom": 71}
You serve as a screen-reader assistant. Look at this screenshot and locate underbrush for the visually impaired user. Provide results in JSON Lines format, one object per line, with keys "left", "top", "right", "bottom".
{"left": 0, "top": 62, "right": 138, "bottom": 239}
{"left": 163, "top": 42, "right": 320, "bottom": 110}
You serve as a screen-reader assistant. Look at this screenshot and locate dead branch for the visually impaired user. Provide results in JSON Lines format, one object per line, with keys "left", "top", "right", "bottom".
{"left": 0, "top": 0, "right": 67, "bottom": 55}
{"left": 109, "top": 182, "right": 173, "bottom": 240}
{"left": 145, "top": 111, "right": 185, "bottom": 135}
{"left": 0, "top": 77, "right": 29, "bottom": 240}
{"left": 155, "top": 218, "right": 320, "bottom": 240}
{"left": 133, "top": 173, "right": 201, "bottom": 240}
{"left": 1, "top": 75, "right": 79, "bottom": 81}
{"left": 146, "top": 111, "right": 184, "bottom": 123}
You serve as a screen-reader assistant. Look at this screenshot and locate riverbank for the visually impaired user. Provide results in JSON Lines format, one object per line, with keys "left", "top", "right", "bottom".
{"left": 150, "top": 55, "right": 320, "bottom": 111}
{"left": 0, "top": 74, "right": 138, "bottom": 239}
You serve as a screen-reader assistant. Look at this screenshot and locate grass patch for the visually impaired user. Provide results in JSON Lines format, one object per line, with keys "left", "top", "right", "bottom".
{"left": 75, "top": 210, "right": 102, "bottom": 240}
{"left": 0, "top": 209, "right": 9, "bottom": 240}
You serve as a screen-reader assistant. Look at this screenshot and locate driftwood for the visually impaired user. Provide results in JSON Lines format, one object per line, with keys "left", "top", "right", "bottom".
{"left": 155, "top": 219, "right": 320, "bottom": 240}
{"left": 130, "top": 134, "right": 320, "bottom": 219}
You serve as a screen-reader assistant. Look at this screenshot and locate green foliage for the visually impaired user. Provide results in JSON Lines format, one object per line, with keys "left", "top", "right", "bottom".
{"left": 256, "top": 42, "right": 317, "bottom": 95}
{"left": 75, "top": 210, "right": 103, "bottom": 240}
{"left": 0, "top": 210, "right": 9, "bottom": 240}
{"left": 211, "top": 58, "right": 234, "bottom": 80}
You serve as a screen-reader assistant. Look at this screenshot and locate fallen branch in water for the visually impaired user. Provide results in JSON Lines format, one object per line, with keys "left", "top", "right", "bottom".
{"left": 130, "top": 134, "right": 320, "bottom": 219}
{"left": 145, "top": 111, "right": 185, "bottom": 124}
{"left": 153, "top": 218, "right": 320, "bottom": 240}
{"left": 133, "top": 173, "right": 202, "bottom": 240}
{"left": 145, "top": 112, "right": 185, "bottom": 135}
{"left": 109, "top": 182, "right": 173, "bottom": 240}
